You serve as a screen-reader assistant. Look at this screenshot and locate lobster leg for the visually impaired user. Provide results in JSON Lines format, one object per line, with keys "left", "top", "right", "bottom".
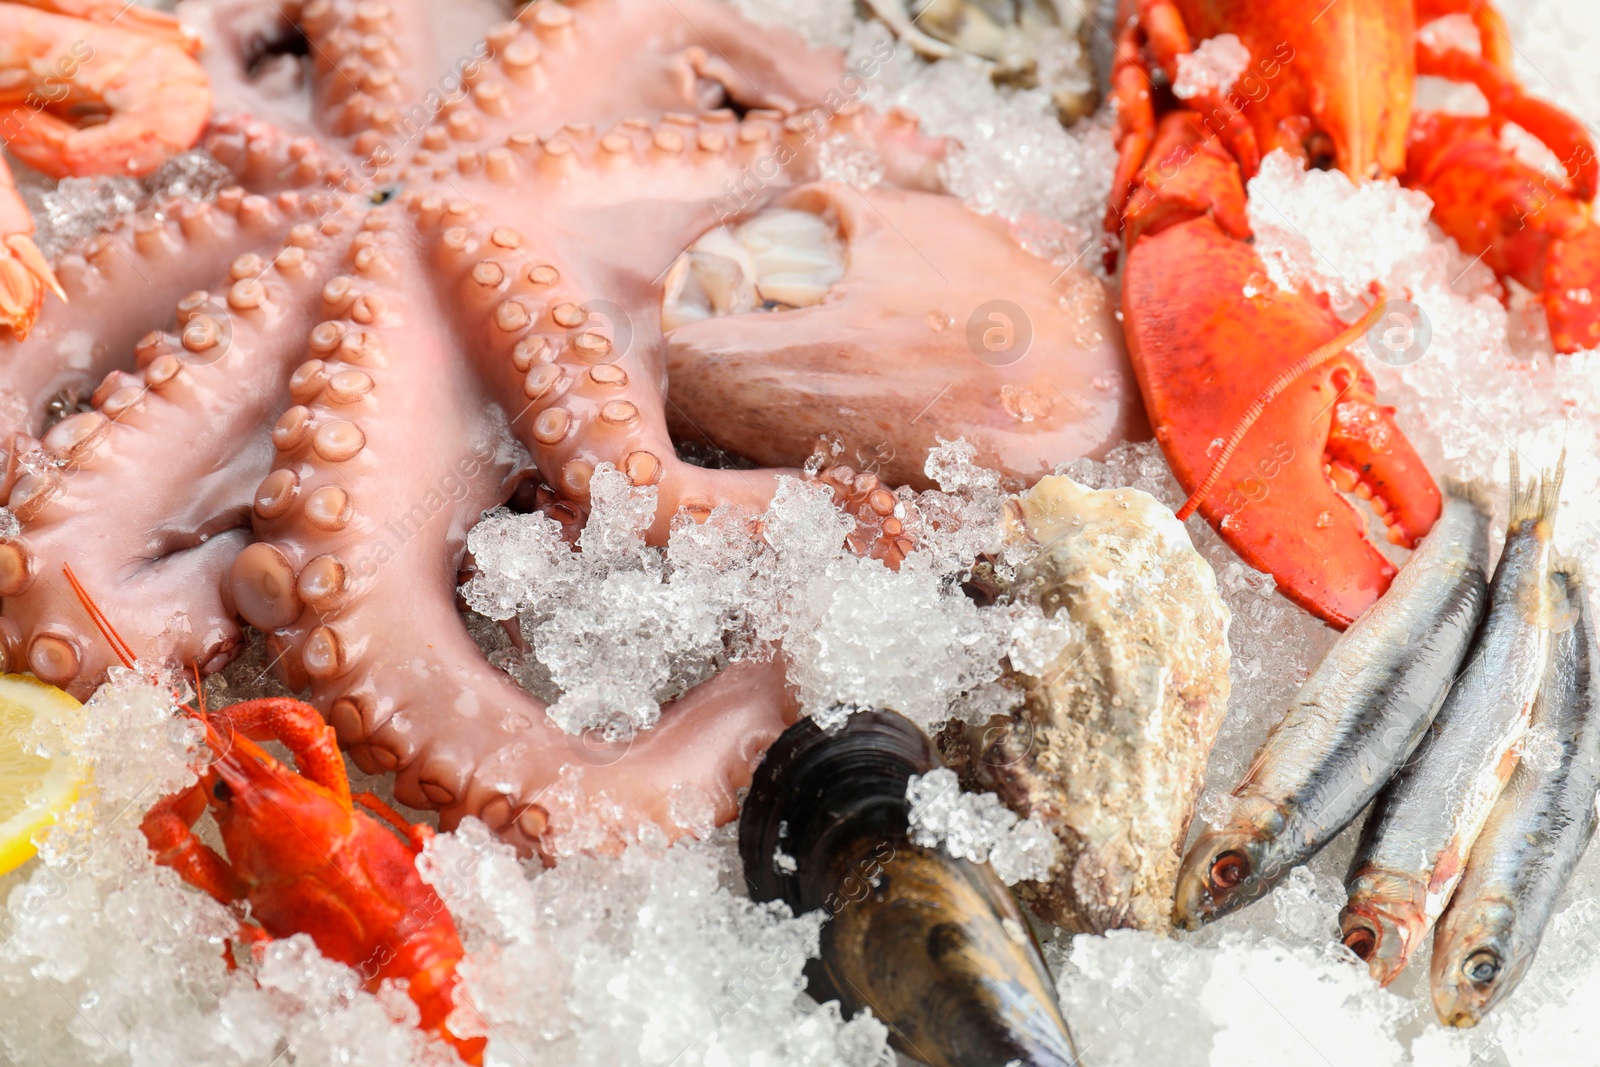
{"left": 1133, "top": 0, "right": 1261, "bottom": 174}
{"left": 1106, "top": 14, "right": 1157, "bottom": 229}
{"left": 1408, "top": 112, "right": 1600, "bottom": 353}
{"left": 1122, "top": 113, "right": 1440, "bottom": 627}
{"left": 1106, "top": 0, "right": 1260, "bottom": 231}
{"left": 1414, "top": 28, "right": 1600, "bottom": 350}
{"left": 142, "top": 781, "right": 279, "bottom": 974}
{"left": 1414, "top": 39, "right": 1597, "bottom": 199}
{"left": 1407, "top": 34, "right": 1600, "bottom": 353}
{"left": 1415, "top": 0, "right": 1514, "bottom": 73}
{"left": 211, "top": 698, "right": 353, "bottom": 809}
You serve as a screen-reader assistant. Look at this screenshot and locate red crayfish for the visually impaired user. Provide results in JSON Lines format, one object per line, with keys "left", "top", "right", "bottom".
{"left": 65, "top": 565, "right": 487, "bottom": 1064}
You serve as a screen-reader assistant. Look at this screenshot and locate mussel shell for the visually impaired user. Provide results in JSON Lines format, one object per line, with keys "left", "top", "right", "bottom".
{"left": 740, "top": 709, "right": 1079, "bottom": 1067}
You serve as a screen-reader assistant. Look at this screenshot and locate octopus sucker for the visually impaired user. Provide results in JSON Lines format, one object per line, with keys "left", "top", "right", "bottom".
{"left": 2, "top": 187, "right": 301, "bottom": 436}
{"left": 0, "top": 0, "right": 1147, "bottom": 853}
{"left": 3, "top": 198, "right": 365, "bottom": 692}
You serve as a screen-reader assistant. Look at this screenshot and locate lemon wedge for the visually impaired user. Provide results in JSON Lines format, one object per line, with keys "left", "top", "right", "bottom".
{"left": 0, "top": 674, "right": 82, "bottom": 876}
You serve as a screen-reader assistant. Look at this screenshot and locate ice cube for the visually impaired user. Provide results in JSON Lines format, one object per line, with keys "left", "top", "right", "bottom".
{"left": 906, "top": 769, "right": 1058, "bottom": 885}
{"left": 1173, "top": 34, "right": 1252, "bottom": 99}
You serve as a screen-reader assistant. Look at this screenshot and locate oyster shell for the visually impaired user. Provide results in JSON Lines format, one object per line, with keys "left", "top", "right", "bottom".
{"left": 863, "top": 0, "right": 1099, "bottom": 125}
{"left": 944, "top": 474, "right": 1232, "bottom": 933}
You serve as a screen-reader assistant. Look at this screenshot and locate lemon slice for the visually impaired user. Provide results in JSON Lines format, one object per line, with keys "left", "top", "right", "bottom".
{"left": 0, "top": 674, "right": 82, "bottom": 876}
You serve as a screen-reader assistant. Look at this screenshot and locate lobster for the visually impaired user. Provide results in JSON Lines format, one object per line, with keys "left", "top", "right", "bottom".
{"left": 1106, "top": 0, "right": 1598, "bottom": 627}
{"left": 63, "top": 567, "right": 487, "bottom": 1065}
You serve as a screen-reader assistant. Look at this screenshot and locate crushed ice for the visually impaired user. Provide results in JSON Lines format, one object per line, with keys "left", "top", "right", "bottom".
{"left": 419, "top": 820, "right": 893, "bottom": 1066}
{"left": 1173, "top": 33, "right": 1252, "bottom": 99}
{"left": 847, "top": 22, "right": 1118, "bottom": 264}
{"left": 1056, "top": 926, "right": 1413, "bottom": 1067}
{"left": 465, "top": 444, "right": 1072, "bottom": 738}
{"left": 0, "top": 674, "right": 893, "bottom": 1066}
{"left": 905, "top": 768, "right": 1058, "bottom": 885}
{"left": 19, "top": 149, "right": 233, "bottom": 259}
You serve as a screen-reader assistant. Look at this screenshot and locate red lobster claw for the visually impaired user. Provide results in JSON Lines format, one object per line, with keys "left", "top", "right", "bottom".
{"left": 1119, "top": 118, "right": 1440, "bottom": 629}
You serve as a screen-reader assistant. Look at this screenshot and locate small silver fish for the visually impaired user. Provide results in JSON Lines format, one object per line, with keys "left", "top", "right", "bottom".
{"left": 1173, "top": 482, "right": 1493, "bottom": 929}
{"left": 1431, "top": 563, "right": 1594, "bottom": 1028}
{"left": 1341, "top": 454, "right": 1566, "bottom": 986}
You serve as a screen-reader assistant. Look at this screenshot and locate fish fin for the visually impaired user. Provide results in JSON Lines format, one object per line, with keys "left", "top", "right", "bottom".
{"left": 1441, "top": 477, "right": 1495, "bottom": 515}
{"left": 1544, "top": 553, "right": 1586, "bottom": 635}
{"left": 1507, "top": 448, "right": 1565, "bottom": 529}
{"left": 1507, "top": 451, "right": 1527, "bottom": 522}
{"left": 1553, "top": 553, "right": 1585, "bottom": 585}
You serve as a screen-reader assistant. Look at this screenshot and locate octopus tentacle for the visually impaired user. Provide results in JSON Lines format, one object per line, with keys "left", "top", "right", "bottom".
{"left": 477, "top": 0, "right": 844, "bottom": 139}
{"left": 0, "top": 188, "right": 303, "bottom": 438}
{"left": 433, "top": 108, "right": 913, "bottom": 553}
{"left": 422, "top": 201, "right": 786, "bottom": 542}
{"left": 204, "top": 117, "right": 342, "bottom": 196}
{"left": 2, "top": 192, "right": 357, "bottom": 693}
{"left": 0, "top": 0, "right": 1144, "bottom": 853}
{"left": 298, "top": 0, "right": 443, "bottom": 147}
{"left": 337, "top": 0, "right": 850, "bottom": 198}
{"left": 236, "top": 210, "right": 795, "bottom": 852}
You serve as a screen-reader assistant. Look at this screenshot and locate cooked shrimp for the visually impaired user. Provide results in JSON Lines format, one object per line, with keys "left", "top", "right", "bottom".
{"left": 0, "top": 5, "right": 211, "bottom": 337}
{"left": 8, "top": 0, "right": 201, "bottom": 54}
{"left": 0, "top": 166, "right": 62, "bottom": 339}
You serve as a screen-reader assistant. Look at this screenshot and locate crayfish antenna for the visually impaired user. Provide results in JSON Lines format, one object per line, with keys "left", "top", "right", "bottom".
{"left": 62, "top": 563, "right": 137, "bottom": 669}
{"left": 1174, "top": 290, "right": 1390, "bottom": 522}
{"left": 63, "top": 564, "right": 211, "bottom": 723}
{"left": 192, "top": 662, "right": 207, "bottom": 717}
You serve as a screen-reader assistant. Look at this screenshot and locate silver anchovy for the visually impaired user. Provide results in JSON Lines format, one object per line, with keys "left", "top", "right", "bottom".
{"left": 1172, "top": 483, "right": 1493, "bottom": 929}
{"left": 1340, "top": 455, "right": 1566, "bottom": 987}
{"left": 1431, "top": 563, "right": 1595, "bottom": 1028}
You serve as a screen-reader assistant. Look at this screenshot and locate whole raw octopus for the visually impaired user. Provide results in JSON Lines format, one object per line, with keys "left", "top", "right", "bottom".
{"left": 0, "top": 0, "right": 1142, "bottom": 852}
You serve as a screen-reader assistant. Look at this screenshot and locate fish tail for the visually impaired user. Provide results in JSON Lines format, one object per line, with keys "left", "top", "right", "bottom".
{"left": 1508, "top": 448, "right": 1565, "bottom": 532}
{"left": 1507, "top": 451, "right": 1529, "bottom": 522}
{"left": 1442, "top": 477, "right": 1495, "bottom": 516}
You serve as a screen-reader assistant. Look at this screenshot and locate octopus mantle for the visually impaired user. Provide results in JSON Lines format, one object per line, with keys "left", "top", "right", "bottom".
{"left": 0, "top": 0, "right": 1139, "bottom": 852}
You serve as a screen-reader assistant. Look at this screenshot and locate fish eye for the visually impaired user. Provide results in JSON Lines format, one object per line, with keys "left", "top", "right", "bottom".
{"left": 212, "top": 779, "right": 234, "bottom": 804}
{"left": 369, "top": 184, "right": 401, "bottom": 206}
{"left": 1209, "top": 850, "right": 1249, "bottom": 891}
{"left": 1464, "top": 950, "right": 1501, "bottom": 986}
